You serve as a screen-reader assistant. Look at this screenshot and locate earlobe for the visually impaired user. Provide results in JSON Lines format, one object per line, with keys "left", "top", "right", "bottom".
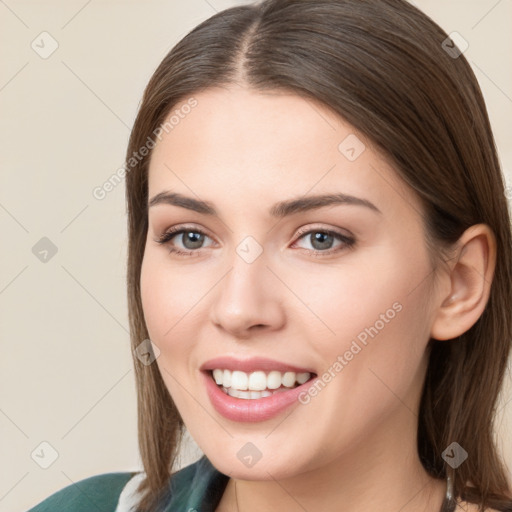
{"left": 430, "top": 224, "right": 496, "bottom": 341}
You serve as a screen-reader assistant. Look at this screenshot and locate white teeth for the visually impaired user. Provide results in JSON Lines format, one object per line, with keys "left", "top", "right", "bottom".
{"left": 228, "top": 388, "right": 251, "bottom": 399}
{"left": 267, "top": 371, "right": 282, "bottom": 389}
{"left": 282, "top": 371, "right": 296, "bottom": 388}
{"left": 248, "top": 371, "right": 267, "bottom": 391}
{"left": 211, "top": 369, "right": 312, "bottom": 392}
{"left": 297, "top": 372, "right": 310, "bottom": 384}
{"left": 231, "top": 371, "right": 248, "bottom": 390}
{"left": 223, "top": 387, "right": 280, "bottom": 399}
{"left": 213, "top": 369, "right": 223, "bottom": 385}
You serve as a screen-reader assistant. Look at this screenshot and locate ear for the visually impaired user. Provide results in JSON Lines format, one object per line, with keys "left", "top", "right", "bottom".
{"left": 430, "top": 224, "right": 497, "bottom": 341}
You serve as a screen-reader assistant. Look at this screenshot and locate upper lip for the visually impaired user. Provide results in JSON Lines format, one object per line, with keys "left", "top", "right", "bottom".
{"left": 200, "top": 356, "right": 316, "bottom": 374}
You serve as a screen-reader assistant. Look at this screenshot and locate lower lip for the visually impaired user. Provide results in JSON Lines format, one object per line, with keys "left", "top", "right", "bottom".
{"left": 202, "top": 371, "right": 316, "bottom": 422}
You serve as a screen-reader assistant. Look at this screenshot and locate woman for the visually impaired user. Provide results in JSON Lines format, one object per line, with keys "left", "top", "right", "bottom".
{"left": 27, "top": 0, "right": 512, "bottom": 511}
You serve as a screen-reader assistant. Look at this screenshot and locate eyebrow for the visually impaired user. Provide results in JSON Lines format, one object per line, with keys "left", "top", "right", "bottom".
{"left": 148, "top": 191, "right": 381, "bottom": 217}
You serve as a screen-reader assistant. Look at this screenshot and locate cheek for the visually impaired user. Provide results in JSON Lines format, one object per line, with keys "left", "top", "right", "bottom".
{"left": 140, "top": 258, "right": 168, "bottom": 341}
{"left": 139, "top": 253, "right": 199, "bottom": 389}
{"left": 140, "top": 256, "right": 200, "bottom": 411}
{"left": 140, "top": 250, "right": 200, "bottom": 342}
{"left": 299, "top": 245, "right": 433, "bottom": 402}
{"left": 294, "top": 246, "right": 432, "bottom": 343}
{"left": 297, "top": 285, "right": 432, "bottom": 455}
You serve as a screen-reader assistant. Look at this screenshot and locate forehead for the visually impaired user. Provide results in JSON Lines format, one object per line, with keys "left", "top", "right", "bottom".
{"left": 147, "top": 86, "right": 420, "bottom": 220}
{"left": 151, "top": 86, "right": 352, "bottom": 169}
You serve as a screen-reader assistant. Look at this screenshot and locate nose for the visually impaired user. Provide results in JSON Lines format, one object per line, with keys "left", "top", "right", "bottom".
{"left": 209, "top": 248, "right": 286, "bottom": 339}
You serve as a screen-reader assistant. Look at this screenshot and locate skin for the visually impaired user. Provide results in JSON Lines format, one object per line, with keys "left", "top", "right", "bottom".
{"left": 140, "top": 85, "right": 496, "bottom": 512}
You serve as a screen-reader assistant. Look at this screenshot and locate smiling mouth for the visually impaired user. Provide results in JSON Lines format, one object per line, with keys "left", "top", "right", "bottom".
{"left": 210, "top": 369, "right": 316, "bottom": 400}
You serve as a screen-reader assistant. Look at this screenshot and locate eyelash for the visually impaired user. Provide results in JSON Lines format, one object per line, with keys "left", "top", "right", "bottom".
{"left": 154, "top": 224, "right": 356, "bottom": 257}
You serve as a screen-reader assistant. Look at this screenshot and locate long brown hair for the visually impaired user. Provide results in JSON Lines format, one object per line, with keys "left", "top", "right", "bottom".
{"left": 124, "top": 1, "right": 512, "bottom": 510}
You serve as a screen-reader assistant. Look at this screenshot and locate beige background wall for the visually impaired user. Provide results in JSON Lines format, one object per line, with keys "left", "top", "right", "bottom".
{"left": 1, "top": 1, "right": 511, "bottom": 511}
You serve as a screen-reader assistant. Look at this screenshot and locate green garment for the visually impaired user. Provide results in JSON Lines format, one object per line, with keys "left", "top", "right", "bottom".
{"left": 26, "top": 455, "right": 230, "bottom": 512}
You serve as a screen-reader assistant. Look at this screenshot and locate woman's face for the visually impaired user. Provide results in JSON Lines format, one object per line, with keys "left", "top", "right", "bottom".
{"left": 140, "top": 86, "right": 440, "bottom": 480}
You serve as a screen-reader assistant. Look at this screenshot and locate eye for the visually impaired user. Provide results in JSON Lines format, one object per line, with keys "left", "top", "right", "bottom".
{"left": 154, "top": 225, "right": 215, "bottom": 256}
{"left": 292, "top": 226, "right": 356, "bottom": 255}
{"left": 154, "top": 224, "right": 356, "bottom": 258}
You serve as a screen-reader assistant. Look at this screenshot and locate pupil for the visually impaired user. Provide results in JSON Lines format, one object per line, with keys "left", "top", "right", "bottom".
{"left": 311, "top": 232, "right": 333, "bottom": 250}
{"left": 184, "top": 232, "right": 204, "bottom": 249}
